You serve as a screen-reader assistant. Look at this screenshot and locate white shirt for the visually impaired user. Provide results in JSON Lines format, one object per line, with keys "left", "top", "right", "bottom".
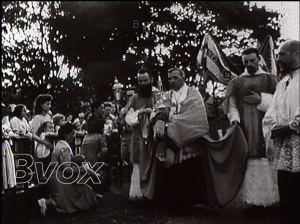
{"left": 169, "top": 83, "right": 188, "bottom": 120}
{"left": 10, "top": 117, "right": 30, "bottom": 135}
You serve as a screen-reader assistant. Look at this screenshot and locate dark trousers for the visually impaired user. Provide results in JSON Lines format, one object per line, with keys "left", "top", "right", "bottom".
{"left": 277, "top": 170, "right": 300, "bottom": 224}
{"left": 154, "top": 155, "right": 208, "bottom": 212}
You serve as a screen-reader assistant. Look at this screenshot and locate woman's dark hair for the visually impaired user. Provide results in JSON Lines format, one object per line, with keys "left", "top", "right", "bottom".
{"left": 58, "top": 122, "right": 75, "bottom": 140}
{"left": 33, "top": 94, "right": 53, "bottom": 116}
{"left": 12, "top": 104, "right": 26, "bottom": 119}
{"left": 87, "top": 115, "right": 104, "bottom": 134}
{"left": 36, "top": 121, "right": 53, "bottom": 136}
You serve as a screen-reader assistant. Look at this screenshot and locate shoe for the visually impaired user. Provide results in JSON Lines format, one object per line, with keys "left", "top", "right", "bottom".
{"left": 95, "top": 193, "right": 103, "bottom": 199}
{"left": 38, "top": 198, "right": 47, "bottom": 216}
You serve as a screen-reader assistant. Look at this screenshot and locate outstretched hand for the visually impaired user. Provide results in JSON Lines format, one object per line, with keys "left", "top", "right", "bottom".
{"left": 243, "top": 91, "right": 261, "bottom": 104}
{"left": 271, "top": 125, "right": 293, "bottom": 139}
{"left": 138, "top": 106, "right": 153, "bottom": 115}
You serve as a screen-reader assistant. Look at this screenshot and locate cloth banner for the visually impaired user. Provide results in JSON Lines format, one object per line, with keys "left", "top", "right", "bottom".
{"left": 196, "top": 33, "right": 241, "bottom": 86}
{"left": 259, "top": 35, "right": 278, "bottom": 75}
{"left": 202, "top": 124, "right": 248, "bottom": 207}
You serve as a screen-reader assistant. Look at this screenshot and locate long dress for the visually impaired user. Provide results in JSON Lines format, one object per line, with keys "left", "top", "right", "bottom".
{"left": 48, "top": 140, "right": 98, "bottom": 213}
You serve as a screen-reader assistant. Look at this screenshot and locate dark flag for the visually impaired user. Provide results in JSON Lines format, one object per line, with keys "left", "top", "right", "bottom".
{"left": 259, "top": 35, "right": 278, "bottom": 75}
{"left": 196, "top": 33, "right": 242, "bottom": 86}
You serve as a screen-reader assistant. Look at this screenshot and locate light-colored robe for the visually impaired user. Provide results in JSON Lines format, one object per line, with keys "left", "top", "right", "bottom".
{"left": 263, "top": 68, "right": 300, "bottom": 172}
{"left": 163, "top": 85, "right": 209, "bottom": 162}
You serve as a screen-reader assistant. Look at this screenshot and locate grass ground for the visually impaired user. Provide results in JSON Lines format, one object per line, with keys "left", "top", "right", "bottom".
{"left": 2, "top": 180, "right": 283, "bottom": 224}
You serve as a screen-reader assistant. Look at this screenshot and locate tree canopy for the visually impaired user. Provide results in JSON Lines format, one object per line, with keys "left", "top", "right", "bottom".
{"left": 2, "top": 1, "right": 281, "bottom": 114}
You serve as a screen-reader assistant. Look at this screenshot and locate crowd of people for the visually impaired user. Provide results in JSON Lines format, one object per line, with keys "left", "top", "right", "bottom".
{"left": 2, "top": 93, "right": 123, "bottom": 215}
{"left": 2, "top": 39, "right": 299, "bottom": 224}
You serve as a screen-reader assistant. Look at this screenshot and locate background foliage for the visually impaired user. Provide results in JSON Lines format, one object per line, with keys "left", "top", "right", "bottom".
{"left": 2, "top": 1, "right": 281, "bottom": 115}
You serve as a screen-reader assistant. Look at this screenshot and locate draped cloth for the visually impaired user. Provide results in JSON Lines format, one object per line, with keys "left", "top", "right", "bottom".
{"left": 2, "top": 140, "right": 17, "bottom": 189}
{"left": 140, "top": 86, "right": 209, "bottom": 201}
{"left": 166, "top": 86, "right": 209, "bottom": 153}
{"left": 143, "top": 124, "right": 249, "bottom": 208}
{"left": 202, "top": 124, "right": 248, "bottom": 207}
{"left": 139, "top": 86, "right": 248, "bottom": 208}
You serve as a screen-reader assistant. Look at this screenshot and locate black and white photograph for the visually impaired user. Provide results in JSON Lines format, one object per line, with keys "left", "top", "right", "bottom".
{"left": 1, "top": 1, "right": 299, "bottom": 224}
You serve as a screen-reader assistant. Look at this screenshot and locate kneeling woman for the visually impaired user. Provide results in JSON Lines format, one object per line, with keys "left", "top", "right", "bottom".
{"left": 38, "top": 122, "right": 101, "bottom": 216}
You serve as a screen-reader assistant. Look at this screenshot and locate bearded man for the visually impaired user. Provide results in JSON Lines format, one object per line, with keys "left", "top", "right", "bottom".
{"left": 125, "top": 68, "right": 159, "bottom": 200}
{"left": 263, "top": 40, "right": 300, "bottom": 224}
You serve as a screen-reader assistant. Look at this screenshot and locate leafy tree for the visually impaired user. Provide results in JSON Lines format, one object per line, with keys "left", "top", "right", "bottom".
{"left": 123, "top": 2, "right": 281, "bottom": 86}
{"left": 48, "top": 1, "right": 280, "bottom": 92}
{"left": 1, "top": 1, "right": 90, "bottom": 114}
{"left": 2, "top": 1, "right": 281, "bottom": 109}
